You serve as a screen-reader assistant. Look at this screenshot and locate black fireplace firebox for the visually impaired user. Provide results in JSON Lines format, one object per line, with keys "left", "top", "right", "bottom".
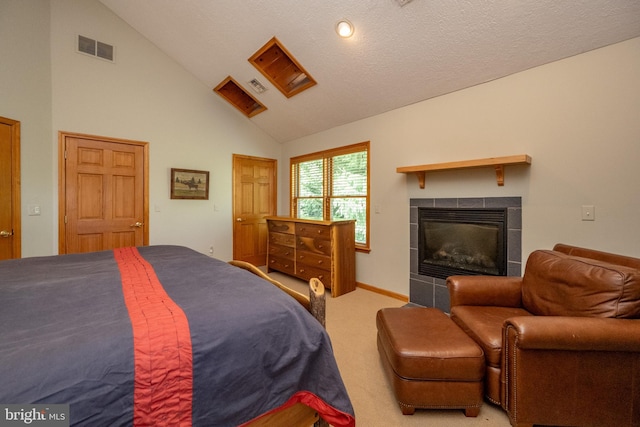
{"left": 418, "top": 207, "right": 507, "bottom": 279}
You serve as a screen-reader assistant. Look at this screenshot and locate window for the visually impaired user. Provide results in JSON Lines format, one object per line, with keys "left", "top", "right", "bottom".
{"left": 290, "top": 141, "right": 370, "bottom": 251}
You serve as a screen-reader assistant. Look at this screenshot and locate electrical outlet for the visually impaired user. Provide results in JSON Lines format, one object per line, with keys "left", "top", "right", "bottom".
{"left": 581, "top": 205, "right": 595, "bottom": 221}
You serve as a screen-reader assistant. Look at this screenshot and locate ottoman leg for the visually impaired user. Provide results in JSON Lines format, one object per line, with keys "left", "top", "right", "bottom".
{"left": 464, "top": 407, "right": 480, "bottom": 417}
{"left": 399, "top": 403, "right": 415, "bottom": 415}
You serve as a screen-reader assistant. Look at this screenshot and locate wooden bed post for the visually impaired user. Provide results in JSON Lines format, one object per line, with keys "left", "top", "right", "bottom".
{"left": 309, "top": 278, "right": 326, "bottom": 329}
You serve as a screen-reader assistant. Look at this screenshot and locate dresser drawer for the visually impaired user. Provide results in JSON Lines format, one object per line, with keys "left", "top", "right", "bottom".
{"left": 297, "top": 251, "right": 331, "bottom": 272}
{"left": 268, "top": 256, "right": 295, "bottom": 275}
{"left": 295, "top": 264, "right": 332, "bottom": 289}
{"left": 295, "top": 223, "right": 331, "bottom": 239}
{"left": 297, "top": 236, "right": 331, "bottom": 256}
{"left": 269, "top": 232, "right": 296, "bottom": 247}
{"left": 268, "top": 220, "right": 295, "bottom": 234}
{"left": 268, "top": 243, "right": 294, "bottom": 260}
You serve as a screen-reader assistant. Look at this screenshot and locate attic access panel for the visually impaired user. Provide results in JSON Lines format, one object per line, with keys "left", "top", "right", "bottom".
{"left": 249, "top": 37, "right": 317, "bottom": 98}
{"left": 213, "top": 76, "right": 267, "bottom": 118}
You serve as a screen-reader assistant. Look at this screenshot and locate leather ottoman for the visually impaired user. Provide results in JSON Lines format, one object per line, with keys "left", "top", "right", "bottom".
{"left": 376, "top": 307, "right": 485, "bottom": 416}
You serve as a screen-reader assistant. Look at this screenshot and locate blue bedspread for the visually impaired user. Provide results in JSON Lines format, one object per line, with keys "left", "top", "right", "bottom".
{"left": 0, "top": 245, "right": 354, "bottom": 426}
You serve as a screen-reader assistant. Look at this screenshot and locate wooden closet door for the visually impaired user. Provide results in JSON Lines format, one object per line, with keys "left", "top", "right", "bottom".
{"left": 60, "top": 133, "right": 148, "bottom": 254}
{"left": 232, "top": 154, "right": 277, "bottom": 265}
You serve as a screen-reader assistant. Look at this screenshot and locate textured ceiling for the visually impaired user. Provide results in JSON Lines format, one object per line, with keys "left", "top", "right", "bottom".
{"left": 99, "top": 0, "right": 640, "bottom": 143}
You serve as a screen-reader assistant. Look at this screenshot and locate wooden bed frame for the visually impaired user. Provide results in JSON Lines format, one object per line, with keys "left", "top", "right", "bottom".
{"left": 228, "top": 261, "right": 329, "bottom": 427}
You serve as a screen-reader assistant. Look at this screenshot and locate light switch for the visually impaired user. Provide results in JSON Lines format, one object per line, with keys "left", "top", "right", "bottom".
{"left": 28, "top": 205, "right": 41, "bottom": 216}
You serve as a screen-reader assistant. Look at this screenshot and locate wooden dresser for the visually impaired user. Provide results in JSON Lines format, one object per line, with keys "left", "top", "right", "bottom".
{"left": 266, "top": 217, "right": 356, "bottom": 297}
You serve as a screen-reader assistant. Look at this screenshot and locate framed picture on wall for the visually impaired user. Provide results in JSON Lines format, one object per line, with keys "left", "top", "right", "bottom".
{"left": 170, "top": 168, "right": 210, "bottom": 200}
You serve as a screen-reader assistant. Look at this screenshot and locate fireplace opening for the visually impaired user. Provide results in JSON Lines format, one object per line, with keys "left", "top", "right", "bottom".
{"left": 418, "top": 207, "right": 507, "bottom": 279}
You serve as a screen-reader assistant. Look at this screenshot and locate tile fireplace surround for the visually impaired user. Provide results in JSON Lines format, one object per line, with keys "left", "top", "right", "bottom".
{"left": 410, "top": 197, "right": 522, "bottom": 312}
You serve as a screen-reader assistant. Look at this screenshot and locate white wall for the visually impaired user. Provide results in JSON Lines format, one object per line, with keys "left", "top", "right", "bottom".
{"left": 282, "top": 38, "right": 640, "bottom": 296}
{"left": 1, "top": 0, "right": 282, "bottom": 259}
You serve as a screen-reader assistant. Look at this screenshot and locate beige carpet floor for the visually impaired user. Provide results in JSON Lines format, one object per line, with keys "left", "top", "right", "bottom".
{"left": 265, "top": 270, "right": 512, "bottom": 427}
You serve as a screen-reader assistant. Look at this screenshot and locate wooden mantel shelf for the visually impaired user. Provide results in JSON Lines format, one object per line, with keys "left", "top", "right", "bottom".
{"left": 397, "top": 154, "right": 531, "bottom": 188}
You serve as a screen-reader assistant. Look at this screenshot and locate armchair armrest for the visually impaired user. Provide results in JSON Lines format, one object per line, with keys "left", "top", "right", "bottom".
{"left": 504, "top": 316, "right": 640, "bottom": 352}
{"left": 502, "top": 316, "right": 640, "bottom": 426}
{"left": 447, "top": 275, "right": 523, "bottom": 308}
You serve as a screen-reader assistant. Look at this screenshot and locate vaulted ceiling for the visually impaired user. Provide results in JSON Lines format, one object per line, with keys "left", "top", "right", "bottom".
{"left": 99, "top": 0, "right": 640, "bottom": 143}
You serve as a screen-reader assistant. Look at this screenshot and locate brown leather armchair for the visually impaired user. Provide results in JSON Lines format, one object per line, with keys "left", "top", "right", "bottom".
{"left": 447, "top": 244, "right": 640, "bottom": 427}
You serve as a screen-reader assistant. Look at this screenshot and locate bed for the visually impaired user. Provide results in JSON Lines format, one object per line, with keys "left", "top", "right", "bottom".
{"left": 0, "top": 245, "right": 355, "bottom": 426}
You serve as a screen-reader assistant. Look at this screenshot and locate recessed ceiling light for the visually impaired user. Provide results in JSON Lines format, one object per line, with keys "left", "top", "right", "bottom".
{"left": 336, "top": 19, "right": 354, "bottom": 38}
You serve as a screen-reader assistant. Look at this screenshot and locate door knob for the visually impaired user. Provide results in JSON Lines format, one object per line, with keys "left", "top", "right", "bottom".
{"left": 236, "top": 218, "right": 244, "bottom": 222}
{"left": 0, "top": 230, "right": 12, "bottom": 238}
{"left": 131, "top": 222, "right": 143, "bottom": 228}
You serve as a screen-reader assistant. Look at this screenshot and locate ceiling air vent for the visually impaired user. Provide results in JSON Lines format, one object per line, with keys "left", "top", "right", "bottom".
{"left": 77, "top": 35, "right": 115, "bottom": 62}
{"left": 248, "top": 78, "right": 267, "bottom": 94}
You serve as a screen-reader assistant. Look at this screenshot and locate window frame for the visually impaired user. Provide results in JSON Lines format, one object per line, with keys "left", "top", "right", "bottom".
{"left": 290, "top": 141, "right": 370, "bottom": 252}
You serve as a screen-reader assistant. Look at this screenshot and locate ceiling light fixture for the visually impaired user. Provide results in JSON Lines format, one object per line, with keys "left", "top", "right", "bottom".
{"left": 336, "top": 19, "right": 354, "bottom": 38}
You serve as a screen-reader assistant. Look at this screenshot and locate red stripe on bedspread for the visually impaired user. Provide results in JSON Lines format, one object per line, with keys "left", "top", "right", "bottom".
{"left": 240, "top": 391, "right": 356, "bottom": 427}
{"left": 114, "top": 247, "right": 193, "bottom": 426}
